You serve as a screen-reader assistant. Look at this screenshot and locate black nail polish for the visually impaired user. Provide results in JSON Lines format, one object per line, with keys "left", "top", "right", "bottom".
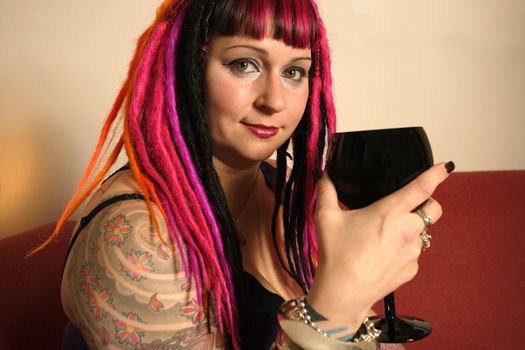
{"left": 445, "top": 161, "right": 455, "bottom": 173}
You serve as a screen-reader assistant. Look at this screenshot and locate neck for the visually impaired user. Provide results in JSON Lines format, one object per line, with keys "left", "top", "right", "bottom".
{"left": 212, "top": 157, "right": 262, "bottom": 217}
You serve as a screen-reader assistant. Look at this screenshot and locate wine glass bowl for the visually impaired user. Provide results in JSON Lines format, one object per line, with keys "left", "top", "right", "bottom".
{"left": 326, "top": 127, "right": 433, "bottom": 209}
{"left": 326, "top": 126, "right": 434, "bottom": 343}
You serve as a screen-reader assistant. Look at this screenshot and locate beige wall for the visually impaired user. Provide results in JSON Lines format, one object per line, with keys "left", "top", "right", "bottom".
{"left": 1, "top": 0, "right": 524, "bottom": 238}
{"left": 319, "top": 0, "right": 525, "bottom": 171}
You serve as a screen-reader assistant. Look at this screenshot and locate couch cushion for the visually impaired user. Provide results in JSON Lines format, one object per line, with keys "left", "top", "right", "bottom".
{"left": 0, "top": 221, "right": 76, "bottom": 350}
{"left": 390, "top": 171, "right": 525, "bottom": 349}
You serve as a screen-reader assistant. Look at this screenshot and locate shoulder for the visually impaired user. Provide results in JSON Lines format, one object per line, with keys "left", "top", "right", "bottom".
{"left": 61, "top": 170, "right": 223, "bottom": 348}
{"left": 63, "top": 170, "right": 184, "bottom": 300}
{"left": 79, "top": 168, "right": 143, "bottom": 217}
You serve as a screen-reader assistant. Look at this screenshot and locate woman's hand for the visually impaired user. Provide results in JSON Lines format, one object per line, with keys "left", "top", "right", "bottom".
{"left": 307, "top": 162, "right": 452, "bottom": 332}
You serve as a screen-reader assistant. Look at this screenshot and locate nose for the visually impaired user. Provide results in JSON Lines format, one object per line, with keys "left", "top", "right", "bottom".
{"left": 254, "top": 74, "right": 286, "bottom": 114}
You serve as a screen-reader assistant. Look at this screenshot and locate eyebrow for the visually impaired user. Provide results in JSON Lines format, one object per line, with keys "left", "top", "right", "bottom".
{"left": 223, "top": 44, "right": 312, "bottom": 62}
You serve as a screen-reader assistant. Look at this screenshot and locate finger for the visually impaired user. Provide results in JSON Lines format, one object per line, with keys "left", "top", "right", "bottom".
{"left": 382, "top": 162, "right": 453, "bottom": 212}
{"left": 413, "top": 197, "right": 442, "bottom": 232}
{"left": 315, "top": 173, "right": 341, "bottom": 211}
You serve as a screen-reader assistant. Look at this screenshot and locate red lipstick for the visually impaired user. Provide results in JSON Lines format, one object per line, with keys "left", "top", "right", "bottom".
{"left": 243, "top": 123, "right": 279, "bottom": 139}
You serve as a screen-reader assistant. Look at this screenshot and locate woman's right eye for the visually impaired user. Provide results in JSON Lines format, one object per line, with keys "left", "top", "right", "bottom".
{"left": 227, "top": 59, "right": 259, "bottom": 74}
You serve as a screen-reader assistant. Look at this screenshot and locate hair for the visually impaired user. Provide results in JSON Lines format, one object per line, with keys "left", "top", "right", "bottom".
{"left": 32, "top": 0, "right": 336, "bottom": 348}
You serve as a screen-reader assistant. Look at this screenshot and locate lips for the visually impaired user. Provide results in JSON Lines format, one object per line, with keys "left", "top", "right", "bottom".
{"left": 243, "top": 123, "right": 279, "bottom": 139}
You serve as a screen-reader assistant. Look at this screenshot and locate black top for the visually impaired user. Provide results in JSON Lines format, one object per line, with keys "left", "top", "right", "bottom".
{"left": 62, "top": 162, "right": 284, "bottom": 350}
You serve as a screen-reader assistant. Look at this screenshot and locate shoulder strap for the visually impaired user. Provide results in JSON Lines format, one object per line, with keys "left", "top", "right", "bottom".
{"left": 260, "top": 161, "right": 287, "bottom": 204}
{"left": 101, "top": 163, "right": 130, "bottom": 185}
{"left": 64, "top": 161, "right": 276, "bottom": 273}
{"left": 260, "top": 161, "right": 277, "bottom": 191}
{"left": 63, "top": 193, "right": 145, "bottom": 275}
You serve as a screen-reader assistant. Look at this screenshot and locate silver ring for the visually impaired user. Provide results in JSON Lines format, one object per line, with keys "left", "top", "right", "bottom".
{"left": 416, "top": 208, "right": 433, "bottom": 230}
{"left": 420, "top": 230, "right": 432, "bottom": 251}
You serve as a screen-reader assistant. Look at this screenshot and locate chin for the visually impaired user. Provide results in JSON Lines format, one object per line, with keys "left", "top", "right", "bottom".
{"left": 214, "top": 146, "right": 276, "bottom": 167}
{"left": 250, "top": 141, "right": 286, "bottom": 161}
{"left": 243, "top": 149, "right": 277, "bottom": 164}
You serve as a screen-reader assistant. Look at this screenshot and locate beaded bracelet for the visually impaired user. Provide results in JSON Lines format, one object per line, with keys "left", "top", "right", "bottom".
{"left": 277, "top": 296, "right": 381, "bottom": 350}
{"left": 295, "top": 296, "right": 330, "bottom": 338}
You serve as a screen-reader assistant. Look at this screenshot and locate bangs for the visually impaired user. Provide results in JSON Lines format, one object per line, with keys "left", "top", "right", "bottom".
{"left": 210, "top": 0, "right": 318, "bottom": 49}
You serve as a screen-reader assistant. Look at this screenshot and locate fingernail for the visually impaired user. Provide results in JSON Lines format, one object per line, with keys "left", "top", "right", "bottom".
{"left": 445, "top": 161, "right": 455, "bottom": 173}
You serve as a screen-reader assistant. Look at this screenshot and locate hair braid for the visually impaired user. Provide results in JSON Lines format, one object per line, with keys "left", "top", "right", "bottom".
{"left": 173, "top": 1, "right": 243, "bottom": 347}
{"left": 176, "top": 0, "right": 244, "bottom": 284}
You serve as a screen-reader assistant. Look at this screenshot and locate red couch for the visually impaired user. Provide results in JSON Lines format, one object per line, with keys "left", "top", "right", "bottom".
{"left": 391, "top": 170, "right": 525, "bottom": 349}
{"left": 0, "top": 220, "right": 76, "bottom": 350}
{"left": 1, "top": 171, "right": 524, "bottom": 350}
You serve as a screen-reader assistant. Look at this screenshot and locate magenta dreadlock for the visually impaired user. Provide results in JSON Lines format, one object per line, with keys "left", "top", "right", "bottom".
{"left": 37, "top": 0, "right": 336, "bottom": 348}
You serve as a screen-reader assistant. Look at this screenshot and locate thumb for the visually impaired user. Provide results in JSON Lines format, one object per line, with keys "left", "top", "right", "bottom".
{"left": 315, "top": 173, "right": 341, "bottom": 211}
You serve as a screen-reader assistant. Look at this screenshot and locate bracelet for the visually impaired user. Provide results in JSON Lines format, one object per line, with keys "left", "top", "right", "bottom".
{"left": 295, "top": 296, "right": 329, "bottom": 338}
{"left": 297, "top": 296, "right": 381, "bottom": 343}
{"left": 277, "top": 296, "right": 381, "bottom": 350}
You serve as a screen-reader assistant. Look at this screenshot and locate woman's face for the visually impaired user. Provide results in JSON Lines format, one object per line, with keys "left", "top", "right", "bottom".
{"left": 204, "top": 35, "right": 312, "bottom": 167}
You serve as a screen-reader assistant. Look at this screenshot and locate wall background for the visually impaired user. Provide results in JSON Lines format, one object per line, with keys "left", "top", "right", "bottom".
{"left": 1, "top": 0, "right": 524, "bottom": 238}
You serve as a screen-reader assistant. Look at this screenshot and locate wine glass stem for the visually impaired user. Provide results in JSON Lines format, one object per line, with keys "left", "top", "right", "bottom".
{"left": 384, "top": 292, "right": 397, "bottom": 320}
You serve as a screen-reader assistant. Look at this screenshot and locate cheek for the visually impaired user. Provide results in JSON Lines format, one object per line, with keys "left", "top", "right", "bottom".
{"left": 205, "top": 69, "right": 248, "bottom": 121}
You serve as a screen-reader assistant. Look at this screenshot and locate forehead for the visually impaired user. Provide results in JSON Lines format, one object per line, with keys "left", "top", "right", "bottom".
{"left": 207, "top": 35, "right": 312, "bottom": 59}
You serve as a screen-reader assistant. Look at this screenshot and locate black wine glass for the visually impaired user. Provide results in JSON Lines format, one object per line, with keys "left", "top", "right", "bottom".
{"left": 326, "top": 126, "right": 433, "bottom": 343}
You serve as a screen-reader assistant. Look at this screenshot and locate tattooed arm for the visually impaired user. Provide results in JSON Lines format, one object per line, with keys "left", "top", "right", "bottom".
{"left": 61, "top": 183, "right": 224, "bottom": 349}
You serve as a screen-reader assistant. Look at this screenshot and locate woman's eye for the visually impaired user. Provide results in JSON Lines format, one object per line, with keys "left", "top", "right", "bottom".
{"left": 282, "top": 67, "right": 306, "bottom": 81}
{"left": 228, "top": 59, "right": 259, "bottom": 73}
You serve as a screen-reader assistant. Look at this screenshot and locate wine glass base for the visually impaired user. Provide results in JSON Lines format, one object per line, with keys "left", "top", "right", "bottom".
{"left": 369, "top": 315, "right": 432, "bottom": 343}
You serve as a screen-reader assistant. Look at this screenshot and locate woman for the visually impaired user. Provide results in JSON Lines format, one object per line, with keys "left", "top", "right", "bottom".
{"left": 34, "top": 0, "right": 453, "bottom": 349}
